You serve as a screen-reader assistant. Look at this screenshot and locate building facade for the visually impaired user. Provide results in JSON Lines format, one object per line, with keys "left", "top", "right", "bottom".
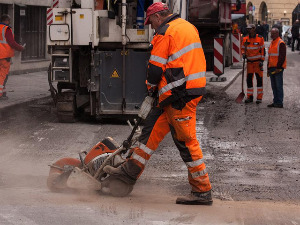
{"left": 246, "top": 0, "right": 299, "bottom": 26}
{"left": 0, "top": 0, "right": 51, "bottom": 74}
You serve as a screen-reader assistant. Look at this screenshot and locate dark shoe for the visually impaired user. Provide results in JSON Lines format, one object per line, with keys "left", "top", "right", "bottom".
{"left": 0, "top": 96, "right": 8, "bottom": 100}
{"left": 256, "top": 100, "right": 262, "bottom": 104}
{"left": 245, "top": 97, "right": 253, "bottom": 103}
{"left": 274, "top": 104, "right": 283, "bottom": 108}
{"left": 103, "top": 165, "right": 136, "bottom": 185}
{"left": 176, "top": 190, "right": 213, "bottom": 205}
{"left": 267, "top": 103, "right": 274, "bottom": 107}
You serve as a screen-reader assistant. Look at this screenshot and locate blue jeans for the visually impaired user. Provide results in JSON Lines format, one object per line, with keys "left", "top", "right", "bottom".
{"left": 269, "top": 68, "right": 284, "bottom": 105}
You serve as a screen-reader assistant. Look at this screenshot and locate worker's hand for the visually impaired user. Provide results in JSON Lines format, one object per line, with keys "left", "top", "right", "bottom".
{"left": 267, "top": 69, "right": 271, "bottom": 77}
{"left": 259, "top": 61, "right": 263, "bottom": 68}
{"left": 275, "top": 69, "right": 282, "bottom": 74}
{"left": 22, "top": 43, "right": 26, "bottom": 51}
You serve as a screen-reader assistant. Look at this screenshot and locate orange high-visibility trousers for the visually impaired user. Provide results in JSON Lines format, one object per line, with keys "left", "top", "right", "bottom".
{"left": 122, "top": 97, "right": 212, "bottom": 193}
{"left": 246, "top": 61, "right": 263, "bottom": 100}
{"left": 0, "top": 59, "right": 10, "bottom": 97}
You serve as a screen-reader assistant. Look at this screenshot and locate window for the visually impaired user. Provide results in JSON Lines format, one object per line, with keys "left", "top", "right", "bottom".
{"left": 15, "top": 5, "right": 47, "bottom": 61}
{"left": 0, "top": 4, "right": 8, "bottom": 15}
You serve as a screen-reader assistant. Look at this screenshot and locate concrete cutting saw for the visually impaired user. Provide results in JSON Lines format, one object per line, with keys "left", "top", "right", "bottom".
{"left": 47, "top": 96, "right": 154, "bottom": 197}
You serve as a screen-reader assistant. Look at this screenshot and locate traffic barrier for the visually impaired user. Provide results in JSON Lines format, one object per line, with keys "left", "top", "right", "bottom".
{"left": 47, "top": 0, "right": 59, "bottom": 25}
{"left": 232, "top": 33, "right": 241, "bottom": 63}
{"left": 214, "top": 37, "right": 224, "bottom": 76}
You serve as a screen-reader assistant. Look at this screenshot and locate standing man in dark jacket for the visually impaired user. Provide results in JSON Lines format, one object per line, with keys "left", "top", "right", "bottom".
{"left": 256, "top": 21, "right": 265, "bottom": 36}
{"left": 262, "top": 21, "right": 269, "bottom": 41}
{"left": 0, "top": 14, "right": 25, "bottom": 100}
{"left": 291, "top": 20, "right": 300, "bottom": 51}
{"left": 272, "top": 20, "right": 283, "bottom": 38}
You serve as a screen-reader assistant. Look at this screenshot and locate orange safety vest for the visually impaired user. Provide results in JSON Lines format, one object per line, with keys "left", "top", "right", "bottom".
{"left": 268, "top": 37, "right": 287, "bottom": 69}
{"left": 242, "top": 34, "right": 265, "bottom": 62}
{"left": 0, "top": 23, "right": 15, "bottom": 59}
{"left": 147, "top": 14, "right": 206, "bottom": 107}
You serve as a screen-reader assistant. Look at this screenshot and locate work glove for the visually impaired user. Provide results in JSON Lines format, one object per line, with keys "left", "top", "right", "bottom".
{"left": 22, "top": 43, "right": 26, "bottom": 51}
{"left": 138, "top": 96, "right": 155, "bottom": 120}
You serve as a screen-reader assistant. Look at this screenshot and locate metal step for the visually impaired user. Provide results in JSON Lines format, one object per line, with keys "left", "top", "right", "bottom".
{"left": 52, "top": 67, "right": 70, "bottom": 70}
{"left": 52, "top": 54, "right": 69, "bottom": 57}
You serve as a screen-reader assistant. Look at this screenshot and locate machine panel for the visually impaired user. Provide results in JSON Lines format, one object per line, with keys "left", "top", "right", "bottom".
{"left": 98, "top": 50, "right": 149, "bottom": 114}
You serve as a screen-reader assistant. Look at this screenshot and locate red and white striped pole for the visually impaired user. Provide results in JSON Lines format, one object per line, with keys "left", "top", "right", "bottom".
{"left": 232, "top": 33, "right": 241, "bottom": 63}
{"left": 214, "top": 37, "right": 224, "bottom": 76}
{"left": 47, "top": 0, "right": 59, "bottom": 25}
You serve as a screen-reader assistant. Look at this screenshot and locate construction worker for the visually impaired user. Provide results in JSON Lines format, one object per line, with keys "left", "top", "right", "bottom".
{"left": 0, "top": 14, "right": 25, "bottom": 100}
{"left": 242, "top": 24, "right": 265, "bottom": 104}
{"left": 104, "top": 2, "right": 212, "bottom": 205}
{"left": 267, "top": 28, "right": 286, "bottom": 108}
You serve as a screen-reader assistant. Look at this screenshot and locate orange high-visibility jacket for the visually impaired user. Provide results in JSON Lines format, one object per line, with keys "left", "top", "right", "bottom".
{"left": 146, "top": 14, "right": 206, "bottom": 107}
{"left": 268, "top": 37, "right": 286, "bottom": 69}
{"left": 0, "top": 23, "right": 14, "bottom": 59}
{"left": 242, "top": 34, "right": 265, "bottom": 62}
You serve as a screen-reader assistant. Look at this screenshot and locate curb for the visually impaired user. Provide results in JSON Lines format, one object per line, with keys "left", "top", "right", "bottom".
{"left": 222, "top": 70, "right": 242, "bottom": 92}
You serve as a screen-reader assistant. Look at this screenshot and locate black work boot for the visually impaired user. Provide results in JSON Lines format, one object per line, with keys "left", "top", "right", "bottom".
{"left": 176, "top": 190, "right": 213, "bottom": 205}
{"left": 245, "top": 96, "right": 253, "bottom": 103}
{"left": 256, "top": 99, "right": 262, "bottom": 104}
{"left": 103, "top": 165, "right": 136, "bottom": 185}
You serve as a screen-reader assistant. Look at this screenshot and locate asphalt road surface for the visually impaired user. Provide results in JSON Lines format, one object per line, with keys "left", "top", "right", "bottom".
{"left": 0, "top": 48, "right": 299, "bottom": 224}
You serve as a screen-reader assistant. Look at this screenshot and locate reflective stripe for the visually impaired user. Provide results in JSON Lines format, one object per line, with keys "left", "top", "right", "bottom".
{"left": 186, "top": 158, "right": 204, "bottom": 168}
{"left": 0, "top": 90, "right": 3, "bottom": 93}
{"left": 191, "top": 169, "right": 207, "bottom": 179}
{"left": 146, "top": 81, "right": 157, "bottom": 87}
{"left": 248, "top": 88, "right": 253, "bottom": 90}
{"left": 269, "top": 40, "right": 284, "bottom": 57}
{"left": 159, "top": 71, "right": 205, "bottom": 95}
{"left": 0, "top": 26, "right": 7, "bottom": 44}
{"left": 167, "top": 43, "right": 202, "bottom": 63}
{"left": 132, "top": 153, "right": 147, "bottom": 165}
{"left": 137, "top": 17, "right": 144, "bottom": 20}
{"left": 0, "top": 85, "right": 4, "bottom": 88}
{"left": 246, "top": 46, "right": 261, "bottom": 50}
{"left": 257, "top": 91, "right": 263, "bottom": 94}
{"left": 150, "top": 55, "right": 168, "bottom": 65}
{"left": 247, "top": 55, "right": 264, "bottom": 59}
{"left": 138, "top": 142, "right": 155, "bottom": 155}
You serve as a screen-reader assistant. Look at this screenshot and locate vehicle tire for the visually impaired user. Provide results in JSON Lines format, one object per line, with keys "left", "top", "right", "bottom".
{"left": 47, "top": 158, "right": 81, "bottom": 192}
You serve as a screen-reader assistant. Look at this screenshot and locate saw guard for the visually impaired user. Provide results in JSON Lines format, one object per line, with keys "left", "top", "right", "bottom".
{"left": 67, "top": 167, "right": 102, "bottom": 190}
{"left": 47, "top": 157, "right": 81, "bottom": 192}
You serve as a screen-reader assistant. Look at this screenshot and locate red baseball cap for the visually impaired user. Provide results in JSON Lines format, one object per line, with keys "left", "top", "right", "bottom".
{"left": 144, "top": 2, "right": 169, "bottom": 25}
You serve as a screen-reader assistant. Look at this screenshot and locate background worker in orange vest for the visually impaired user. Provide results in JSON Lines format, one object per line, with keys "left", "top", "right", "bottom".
{"left": 267, "top": 28, "right": 286, "bottom": 108}
{"left": 0, "top": 14, "right": 25, "bottom": 100}
{"left": 104, "top": 2, "right": 213, "bottom": 205}
{"left": 242, "top": 24, "right": 265, "bottom": 104}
